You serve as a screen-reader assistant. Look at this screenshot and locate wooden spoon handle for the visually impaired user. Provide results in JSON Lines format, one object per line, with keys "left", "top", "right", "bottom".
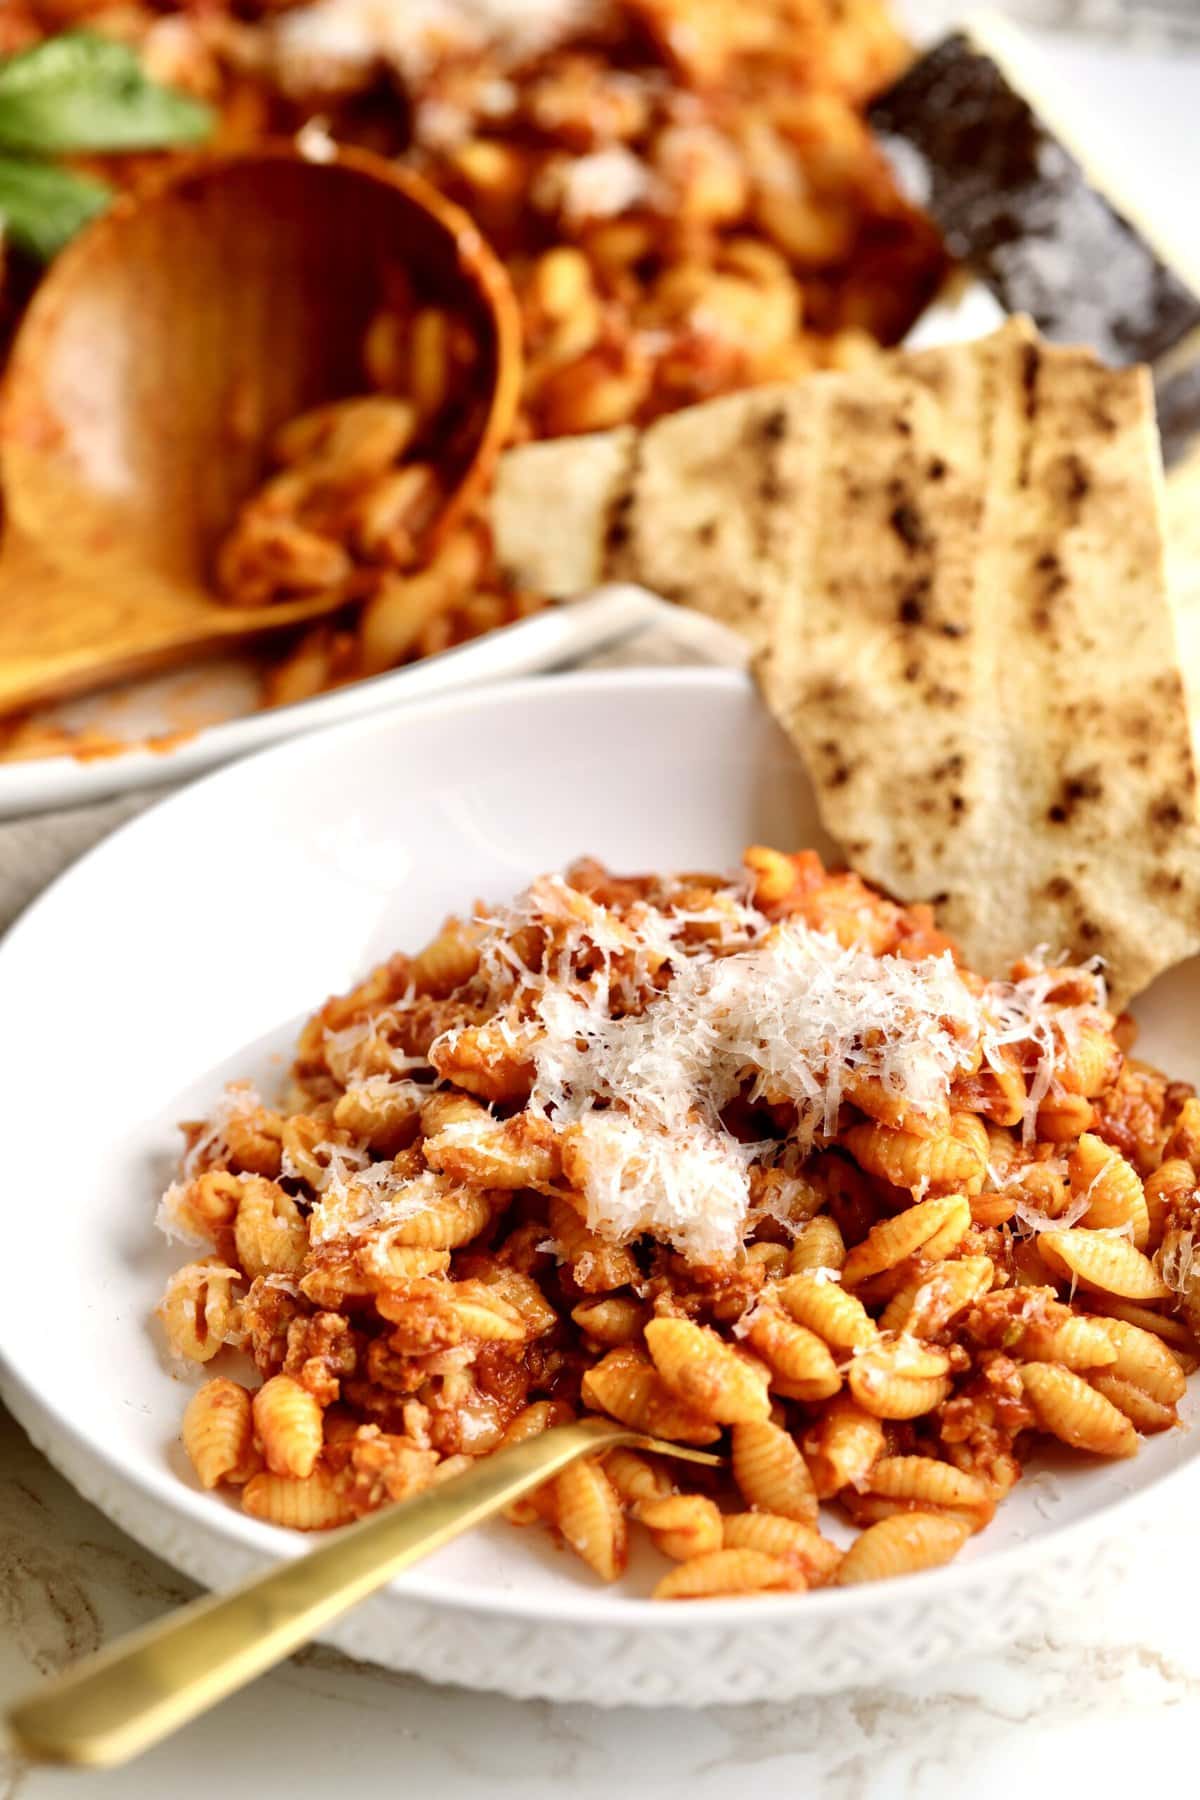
{"left": 5, "top": 1419, "right": 720, "bottom": 1768}
{"left": 0, "top": 529, "right": 358, "bottom": 716}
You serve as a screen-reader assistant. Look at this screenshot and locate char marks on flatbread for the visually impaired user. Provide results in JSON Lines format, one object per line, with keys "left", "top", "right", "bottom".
{"left": 758, "top": 318, "right": 1200, "bottom": 1009}
{"left": 492, "top": 427, "right": 635, "bottom": 599}
{"left": 494, "top": 318, "right": 1200, "bottom": 1006}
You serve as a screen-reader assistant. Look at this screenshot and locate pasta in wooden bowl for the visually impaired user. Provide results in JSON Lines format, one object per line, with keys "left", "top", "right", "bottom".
{"left": 155, "top": 846, "right": 1200, "bottom": 1597}
{"left": 0, "top": 0, "right": 943, "bottom": 760}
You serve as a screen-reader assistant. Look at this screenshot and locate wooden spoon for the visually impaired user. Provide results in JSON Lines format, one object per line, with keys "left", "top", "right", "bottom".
{"left": 0, "top": 143, "right": 522, "bottom": 715}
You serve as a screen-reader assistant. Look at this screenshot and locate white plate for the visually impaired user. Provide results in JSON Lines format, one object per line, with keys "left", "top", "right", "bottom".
{"left": 0, "top": 667, "right": 1198, "bottom": 1706}
{"left": 0, "top": 588, "right": 666, "bottom": 820}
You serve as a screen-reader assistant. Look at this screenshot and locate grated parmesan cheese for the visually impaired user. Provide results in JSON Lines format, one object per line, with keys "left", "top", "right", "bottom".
{"left": 168, "top": 870, "right": 1103, "bottom": 1274}
{"left": 430, "top": 872, "right": 1104, "bottom": 1266}
{"left": 535, "top": 145, "right": 653, "bottom": 222}
{"left": 529, "top": 921, "right": 979, "bottom": 1137}
{"left": 978, "top": 956, "right": 1108, "bottom": 1145}
{"left": 567, "top": 1112, "right": 754, "bottom": 1263}
{"left": 280, "top": 1135, "right": 371, "bottom": 1194}
{"left": 155, "top": 1180, "right": 207, "bottom": 1247}
{"left": 270, "top": 0, "right": 611, "bottom": 94}
{"left": 180, "top": 1081, "right": 264, "bottom": 1182}
{"left": 1010, "top": 1188, "right": 1090, "bottom": 1237}
{"left": 1157, "top": 1229, "right": 1199, "bottom": 1300}
{"left": 308, "top": 1162, "right": 437, "bottom": 1247}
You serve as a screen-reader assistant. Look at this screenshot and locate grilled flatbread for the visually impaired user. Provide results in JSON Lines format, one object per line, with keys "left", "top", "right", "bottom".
{"left": 493, "top": 427, "right": 635, "bottom": 600}
{"left": 493, "top": 319, "right": 1200, "bottom": 1005}
{"left": 758, "top": 319, "right": 1200, "bottom": 1008}
{"left": 1166, "top": 440, "right": 1200, "bottom": 726}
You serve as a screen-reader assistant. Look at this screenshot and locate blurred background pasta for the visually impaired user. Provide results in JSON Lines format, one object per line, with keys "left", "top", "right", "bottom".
{"left": 0, "top": 0, "right": 946, "bottom": 761}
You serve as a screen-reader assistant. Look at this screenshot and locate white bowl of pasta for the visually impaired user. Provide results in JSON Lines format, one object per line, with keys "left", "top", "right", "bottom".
{"left": 0, "top": 667, "right": 1197, "bottom": 1706}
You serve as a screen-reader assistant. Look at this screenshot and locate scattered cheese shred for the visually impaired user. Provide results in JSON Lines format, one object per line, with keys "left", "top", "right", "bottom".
{"left": 180, "top": 1081, "right": 264, "bottom": 1182}
{"left": 979, "top": 957, "right": 1108, "bottom": 1144}
{"left": 167, "top": 870, "right": 1101, "bottom": 1270}
{"left": 1158, "top": 1229, "right": 1199, "bottom": 1300}
{"left": 442, "top": 878, "right": 997, "bottom": 1263}
{"left": 429, "top": 873, "right": 1104, "bottom": 1264}
{"left": 155, "top": 1180, "right": 206, "bottom": 1247}
{"left": 308, "top": 1163, "right": 438, "bottom": 1247}
{"left": 270, "top": 0, "right": 610, "bottom": 91}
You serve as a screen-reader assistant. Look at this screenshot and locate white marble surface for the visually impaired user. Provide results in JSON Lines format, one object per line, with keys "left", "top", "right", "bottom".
{"left": 5, "top": 1399, "right": 1200, "bottom": 1800}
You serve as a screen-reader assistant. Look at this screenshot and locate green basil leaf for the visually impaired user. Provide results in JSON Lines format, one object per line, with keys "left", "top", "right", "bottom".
{"left": 0, "top": 153, "right": 110, "bottom": 259}
{"left": 0, "top": 31, "right": 212, "bottom": 155}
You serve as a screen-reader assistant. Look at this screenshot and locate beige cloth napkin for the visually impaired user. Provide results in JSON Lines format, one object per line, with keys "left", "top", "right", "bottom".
{"left": 0, "top": 791, "right": 151, "bottom": 934}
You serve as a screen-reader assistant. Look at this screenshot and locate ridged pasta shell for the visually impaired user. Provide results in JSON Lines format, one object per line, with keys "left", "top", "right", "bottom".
{"left": 731, "top": 1420, "right": 818, "bottom": 1525}
{"left": 801, "top": 1396, "right": 885, "bottom": 1499}
{"left": 1092, "top": 1317, "right": 1186, "bottom": 1404}
{"left": 842, "top": 1121, "right": 982, "bottom": 1193}
{"left": 638, "top": 1494, "right": 724, "bottom": 1561}
{"left": 1085, "top": 1292, "right": 1198, "bottom": 1351}
{"left": 1056, "top": 1024, "right": 1120, "bottom": 1098}
{"left": 1037, "top": 1229, "right": 1170, "bottom": 1301}
{"left": 836, "top": 1512, "right": 970, "bottom": 1584}
{"left": 721, "top": 1513, "right": 842, "bottom": 1583}
{"left": 1068, "top": 1135, "right": 1150, "bottom": 1247}
{"left": 1037, "top": 1315, "right": 1119, "bottom": 1370}
{"left": 644, "top": 1318, "right": 771, "bottom": 1424}
{"left": 859, "top": 1456, "right": 992, "bottom": 1528}
{"left": 841, "top": 1194, "right": 969, "bottom": 1287}
{"left": 234, "top": 1178, "right": 309, "bottom": 1280}
{"left": 1020, "top": 1362, "right": 1138, "bottom": 1457}
{"left": 242, "top": 1468, "right": 354, "bottom": 1530}
{"left": 847, "top": 1345, "right": 952, "bottom": 1420}
{"left": 1090, "top": 1373, "right": 1177, "bottom": 1435}
{"left": 157, "top": 1259, "right": 244, "bottom": 1363}
{"left": 253, "top": 1374, "right": 324, "bottom": 1479}
{"left": 774, "top": 1274, "right": 877, "bottom": 1349}
{"left": 474, "top": 1268, "right": 560, "bottom": 1337}
{"left": 919, "top": 1195, "right": 974, "bottom": 1259}
{"left": 547, "top": 1196, "right": 641, "bottom": 1292}
{"left": 424, "top": 1113, "right": 561, "bottom": 1190}
{"left": 498, "top": 1401, "right": 573, "bottom": 1449}
{"left": 581, "top": 1348, "right": 722, "bottom": 1445}
{"left": 409, "top": 918, "right": 483, "bottom": 996}
{"left": 603, "top": 1447, "right": 675, "bottom": 1511}
{"left": 390, "top": 1188, "right": 493, "bottom": 1249}
{"left": 653, "top": 1548, "right": 801, "bottom": 1600}
{"left": 572, "top": 1296, "right": 648, "bottom": 1346}
{"left": 879, "top": 1256, "right": 994, "bottom": 1338}
{"left": 787, "top": 1216, "right": 846, "bottom": 1274}
{"left": 551, "top": 1457, "right": 627, "bottom": 1581}
{"left": 743, "top": 1308, "right": 842, "bottom": 1402}
{"left": 182, "top": 1379, "right": 259, "bottom": 1490}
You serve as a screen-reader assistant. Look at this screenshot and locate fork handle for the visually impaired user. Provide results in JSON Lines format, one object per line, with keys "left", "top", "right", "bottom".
{"left": 7, "top": 1417, "right": 651, "bottom": 1768}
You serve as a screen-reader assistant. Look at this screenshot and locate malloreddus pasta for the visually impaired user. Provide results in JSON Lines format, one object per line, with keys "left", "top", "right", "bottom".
{"left": 157, "top": 848, "right": 1200, "bottom": 1597}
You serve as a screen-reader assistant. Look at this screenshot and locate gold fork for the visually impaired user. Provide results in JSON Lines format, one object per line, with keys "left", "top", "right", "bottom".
{"left": 6, "top": 1417, "right": 722, "bottom": 1768}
